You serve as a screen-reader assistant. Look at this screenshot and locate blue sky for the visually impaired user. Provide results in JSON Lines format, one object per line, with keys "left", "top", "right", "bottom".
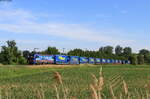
{"left": 0, "top": 0, "right": 150, "bottom": 52}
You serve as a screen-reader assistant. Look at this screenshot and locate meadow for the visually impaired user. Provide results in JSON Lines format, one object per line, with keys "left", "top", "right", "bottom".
{"left": 0, "top": 64, "right": 150, "bottom": 99}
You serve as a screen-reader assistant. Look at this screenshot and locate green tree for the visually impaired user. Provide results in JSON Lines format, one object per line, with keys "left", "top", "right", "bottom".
{"left": 139, "top": 49, "right": 150, "bottom": 63}
{"left": 99, "top": 46, "right": 113, "bottom": 55}
{"left": 23, "top": 50, "right": 30, "bottom": 59}
{"left": 129, "top": 54, "right": 138, "bottom": 65}
{"left": 123, "top": 47, "right": 132, "bottom": 58}
{"left": 103, "top": 46, "right": 113, "bottom": 55}
{"left": 68, "top": 48, "right": 85, "bottom": 56}
{"left": 43, "top": 46, "right": 60, "bottom": 55}
{"left": 137, "top": 54, "right": 144, "bottom": 64}
{"left": 0, "top": 40, "right": 24, "bottom": 64}
{"left": 139, "top": 49, "right": 149, "bottom": 55}
{"left": 98, "top": 46, "right": 114, "bottom": 59}
{"left": 144, "top": 53, "right": 150, "bottom": 63}
{"left": 18, "top": 56, "right": 27, "bottom": 64}
{"left": 115, "top": 45, "right": 123, "bottom": 56}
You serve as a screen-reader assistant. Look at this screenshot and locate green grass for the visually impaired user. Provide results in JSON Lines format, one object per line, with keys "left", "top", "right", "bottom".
{"left": 0, "top": 65, "right": 150, "bottom": 99}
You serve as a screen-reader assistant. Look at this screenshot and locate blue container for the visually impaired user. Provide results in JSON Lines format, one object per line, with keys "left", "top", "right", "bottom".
{"left": 122, "top": 60, "right": 126, "bottom": 64}
{"left": 111, "top": 59, "right": 115, "bottom": 64}
{"left": 34, "top": 54, "right": 54, "bottom": 64}
{"left": 116, "top": 60, "right": 119, "bottom": 64}
{"left": 55, "top": 55, "right": 70, "bottom": 64}
{"left": 79, "top": 57, "right": 88, "bottom": 64}
{"left": 95, "top": 58, "right": 101, "bottom": 64}
{"left": 124, "top": 60, "right": 127, "bottom": 64}
{"left": 69, "top": 56, "right": 79, "bottom": 64}
{"left": 89, "top": 57, "right": 95, "bottom": 64}
{"left": 101, "top": 59, "right": 106, "bottom": 63}
{"left": 127, "top": 60, "right": 131, "bottom": 64}
{"left": 114, "top": 60, "right": 118, "bottom": 64}
{"left": 106, "top": 59, "right": 111, "bottom": 63}
{"left": 118, "top": 60, "right": 122, "bottom": 64}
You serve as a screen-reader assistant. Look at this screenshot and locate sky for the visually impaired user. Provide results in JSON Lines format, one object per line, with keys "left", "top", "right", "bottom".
{"left": 0, "top": 0, "right": 150, "bottom": 53}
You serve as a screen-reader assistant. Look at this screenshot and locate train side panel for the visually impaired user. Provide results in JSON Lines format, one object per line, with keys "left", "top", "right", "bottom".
{"left": 106, "top": 59, "right": 111, "bottom": 64}
{"left": 79, "top": 57, "right": 88, "bottom": 64}
{"left": 111, "top": 59, "right": 115, "bottom": 64}
{"left": 69, "top": 56, "right": 80, "bottom": 64}
{"left": 33, "top": 54, "right": 41, "bottom": 64}
{"left": 101, "top": 59, "right": 107, "bottom": 64}
{"left": 55, "top": 55, "right": 70, "bottom": 64}
{"left": 95, "top": 58, "right": 101, "bottom": 64}
{"left": 33, "top": 54, "right": 54, "bottom": 64}
{"left": 88, "top": 57, "right": 95, "bottom": 64}
{"left": 45, "top": 55, "right": 55, "bottom": 64}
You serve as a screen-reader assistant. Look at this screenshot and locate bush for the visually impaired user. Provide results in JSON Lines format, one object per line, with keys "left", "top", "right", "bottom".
{"left": 18, "top": 56, "right": 27, "bottom": 65}
{"left": 137, "top": 54, "right": 144, "bottom": 64}
{"left": 129, "top": 55, "right": 138, "bottom": 65}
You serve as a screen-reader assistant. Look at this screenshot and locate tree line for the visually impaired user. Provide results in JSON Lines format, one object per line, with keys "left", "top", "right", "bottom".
{"left": 0, "top": 40, "right": 150, "bottom": 65}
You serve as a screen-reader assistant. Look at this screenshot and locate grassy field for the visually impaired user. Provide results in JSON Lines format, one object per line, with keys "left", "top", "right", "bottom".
{"left": 0, "top": 64, "right": 150, "bottom": 99}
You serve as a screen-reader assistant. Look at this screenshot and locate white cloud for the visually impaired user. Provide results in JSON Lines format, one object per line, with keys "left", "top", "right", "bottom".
{"left": 0, "top": 9, "right": 37, "bottom": 24}
{"left": 0, "top": 8, "right": 135, "bottom": 49}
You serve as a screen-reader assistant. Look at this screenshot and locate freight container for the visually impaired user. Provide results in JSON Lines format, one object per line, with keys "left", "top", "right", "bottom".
{"left": 114, "top": 60, "right": 118, "bottom": 64}
{"left": 95, "top": 58, "right": 101, "bottom": 64}
{"left": 111, "top": 59, "right": 115, "bottom": 64}
{"left": 124, "top": 60, "right": 130, "bottom": 64}
{"left": 119, "top": 60, "right": 122, "bottom": 64}
{"left": 69, "top": 56, "right": 80, "bottom": 64}
{"left": 88, "top": 57, "right": 95, "bottom": 64}
{"left": 101, "top": 59, "right": 106, "bottom": 64}
{"left": 127, "top": 60, "right": 131, "bottom": 64}
{"left": 106, "top": 59, "right": 111, "bottom": 64}
{"left": 79, "top": 57, "right": 88, "bottom": 64}
{"left": 55, "top": 55, "right": 70, "bottom": 64}
{"left": 122, "top": 60, "right": 126, "bottom": 64}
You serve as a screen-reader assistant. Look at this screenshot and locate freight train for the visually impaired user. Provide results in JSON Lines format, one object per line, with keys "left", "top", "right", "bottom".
{"left": 29, "top": 54, "right": 130, "bottom": 65}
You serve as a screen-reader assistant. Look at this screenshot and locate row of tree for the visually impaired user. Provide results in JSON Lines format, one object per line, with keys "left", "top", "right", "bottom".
{"left": 0, "top": 40, "right": 150, "bottom": 65}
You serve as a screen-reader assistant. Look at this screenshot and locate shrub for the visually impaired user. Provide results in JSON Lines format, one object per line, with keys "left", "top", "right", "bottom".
{"left": 18, "top": 56, "right": 27, "bottom": 65}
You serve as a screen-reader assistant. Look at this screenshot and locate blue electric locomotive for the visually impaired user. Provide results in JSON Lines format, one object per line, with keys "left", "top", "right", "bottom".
{"left": 33, "top": 54, "right": 54, "bottom": 64}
